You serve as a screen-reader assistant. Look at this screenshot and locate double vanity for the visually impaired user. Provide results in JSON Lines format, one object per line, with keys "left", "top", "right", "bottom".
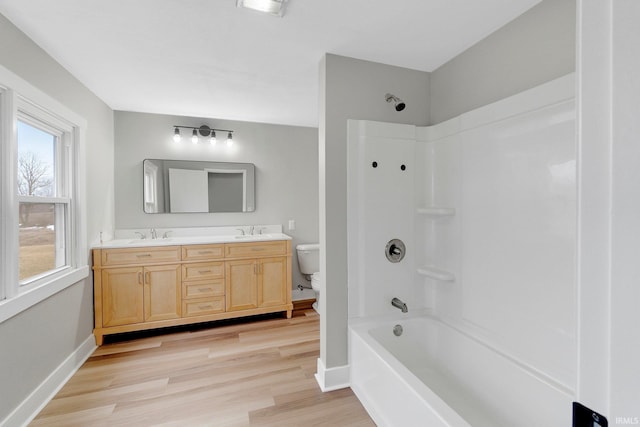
{"left": 92, "top": 229, "right": 292, "bottom": 345}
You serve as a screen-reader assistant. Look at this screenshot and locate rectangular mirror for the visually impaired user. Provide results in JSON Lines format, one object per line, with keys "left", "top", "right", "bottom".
{"left": 143, "top": 159, "right": 255, "bottom": 213}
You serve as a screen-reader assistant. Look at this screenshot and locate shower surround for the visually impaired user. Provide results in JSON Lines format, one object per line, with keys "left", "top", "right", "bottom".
{"left": 347, "top": 74, "right": 576, "bottom": 426}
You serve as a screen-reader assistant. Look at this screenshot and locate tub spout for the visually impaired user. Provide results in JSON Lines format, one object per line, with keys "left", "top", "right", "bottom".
{"left": 391, "top": 297, "right": 408, "bottom": 313}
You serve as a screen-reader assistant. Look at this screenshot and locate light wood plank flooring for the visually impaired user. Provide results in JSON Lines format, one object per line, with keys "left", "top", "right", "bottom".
{"left": 30, "top": 310, "right": 375, "bottom": 426}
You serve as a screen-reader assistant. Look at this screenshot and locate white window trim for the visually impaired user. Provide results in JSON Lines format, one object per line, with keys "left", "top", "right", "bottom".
{"left": 0, "top": 64, "right": 88, "bottom": 324}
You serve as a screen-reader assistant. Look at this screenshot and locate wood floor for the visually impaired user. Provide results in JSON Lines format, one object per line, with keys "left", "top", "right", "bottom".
{"left": 30, "top": 310, "right": 375, "bottom": 427}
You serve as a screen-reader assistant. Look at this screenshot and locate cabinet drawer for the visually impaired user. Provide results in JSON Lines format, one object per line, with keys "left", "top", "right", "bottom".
{"left": 101, "top": 246, "right": 180, "bottom": 266}
{"left": 182, "top": 297, "right": 225, "bottom": 317}
{"left": 182, "top": 279, "right": 225, "bottom": 299}
{"left": 182, "top": 244, "right": 224, "bottom": 261}
{"left": 225, "top": 241, "right": 287, "bottom": 258}
{"left": 182, "top": 262, "right": 224, "bottom": 281}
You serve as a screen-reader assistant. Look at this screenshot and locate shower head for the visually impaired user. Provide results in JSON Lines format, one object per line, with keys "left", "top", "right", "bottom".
{"left": 385, "top": 93, "right": 406, "bottom": 111}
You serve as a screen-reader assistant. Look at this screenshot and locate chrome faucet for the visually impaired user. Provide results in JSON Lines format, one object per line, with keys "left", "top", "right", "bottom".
{"left": 150, "top": 228, "right": 158, "bottom": 239}
{"left": 391, "top": 297, "right": 408, "bottom": 313}
{"left": 249, "top": 225, "right": 255, "bottom": 235}
{"left": 134, "top": 231, "right": 146, "bottom": 240}
{"left": 237, "top": 228, "right": 245, "bottom": 236}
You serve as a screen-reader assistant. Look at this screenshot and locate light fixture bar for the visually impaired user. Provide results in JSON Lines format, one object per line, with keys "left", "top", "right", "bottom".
{"left": 236, "top": 0, "right": 288, "bottom": 17}
{"left": 172, "top": 125, "right": 234, "bottom": 145}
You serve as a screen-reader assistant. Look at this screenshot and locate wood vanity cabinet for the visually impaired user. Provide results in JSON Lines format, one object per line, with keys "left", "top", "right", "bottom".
{"left": 101, "top": 263, "right": 181, "bottom": 327}
{"left": 225, "top": 241, "right": 289, "bottom": 312}
{"left": 92, "top": 239, "right": 292, "bottom": 345}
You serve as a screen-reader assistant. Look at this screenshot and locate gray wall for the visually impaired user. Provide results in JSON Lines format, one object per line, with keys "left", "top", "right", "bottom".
{"left": 0, "top": 12, "right": 114, "bottom": 420}
{"left": 114, "top": 111, "right": 318, "bottom": 288}
{"left": 319, "top": 54, "right": 430, "bottom": 368}
{"left": 430, "top": 0, "right": 576, "bottom": 124}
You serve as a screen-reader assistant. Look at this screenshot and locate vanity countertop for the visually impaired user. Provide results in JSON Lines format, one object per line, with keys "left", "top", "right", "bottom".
{"left": 93, "top": 232, "right": 292, "bottom": 249}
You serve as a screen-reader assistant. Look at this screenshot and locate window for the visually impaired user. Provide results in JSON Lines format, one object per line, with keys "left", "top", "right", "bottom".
{"left": 17, "top": 118, "right": 70, "bottom": 284}
{"left": 1, "top": 65, "right": 87, "bottom": 319}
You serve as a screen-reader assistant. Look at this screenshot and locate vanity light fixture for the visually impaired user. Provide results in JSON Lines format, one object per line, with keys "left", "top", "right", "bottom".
{"left": 236, "top": 0, "right": 288, "bottom": 17}
{"left": 172, "top": 125, "right": 234, "bottom": 146}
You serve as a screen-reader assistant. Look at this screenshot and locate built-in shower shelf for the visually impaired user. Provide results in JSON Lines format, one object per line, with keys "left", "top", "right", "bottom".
{"left": 417, "top": 207, "right": 456, "bottom": 217}
{"left": 417, "top": 266, "right": 455, "bottom": 282}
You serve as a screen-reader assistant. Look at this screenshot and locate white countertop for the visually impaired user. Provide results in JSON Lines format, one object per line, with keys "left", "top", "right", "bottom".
{"left": 93, "top": 225, "right": 291, "bottom": 249}
{"left": 94, "top": 233, "right": 292, "bottom": 249}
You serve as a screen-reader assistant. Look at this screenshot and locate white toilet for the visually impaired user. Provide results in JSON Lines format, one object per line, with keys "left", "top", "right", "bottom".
{"left": 296, "top": 243, "right": 320, "bottom": 313}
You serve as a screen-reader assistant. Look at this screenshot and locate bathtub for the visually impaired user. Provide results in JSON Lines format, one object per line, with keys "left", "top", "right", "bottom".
{"left": 349, "top": 315, "right": 573, "bottom": 427}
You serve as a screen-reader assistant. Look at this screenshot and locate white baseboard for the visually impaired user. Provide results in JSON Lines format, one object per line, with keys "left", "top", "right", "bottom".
{"left": 1, "top": 334, "right": 96, "bottom": 427}
{"left": 315, "top": 357, "right": 350, "bottom": 392}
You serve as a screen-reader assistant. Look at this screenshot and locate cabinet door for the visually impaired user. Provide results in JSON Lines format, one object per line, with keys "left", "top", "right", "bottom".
{"left": 258, "top": 256, "right": 288, "bottom": 308}
{"left": 225, "top": 259, "right": 258, "bottom": 311}
{"left": 102, "top": 267, "right": 144, "bottom": 327}
{"left": 144, "top": 264, "right": 181, "bottom": 322}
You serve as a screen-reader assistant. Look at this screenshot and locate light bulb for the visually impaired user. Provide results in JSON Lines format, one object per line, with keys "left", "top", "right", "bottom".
{"left": 226, "top": 132, "right": 233, "bottom": 146}
{"left": 191, "top": 129, "right": 198, "bottom": 144}
{"left": 173, "top": 128, "right": 181, "bottom": 142}
{"left": 210, "top": 130, "right": 217, "bottom": 145}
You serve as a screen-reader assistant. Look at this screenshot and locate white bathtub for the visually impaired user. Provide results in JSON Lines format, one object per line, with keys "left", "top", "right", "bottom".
{"left": 349, "top": 315, "right": 573, "bottom": 427}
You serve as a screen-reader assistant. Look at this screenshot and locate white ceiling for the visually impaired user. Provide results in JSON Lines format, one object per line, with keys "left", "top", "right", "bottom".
{"left": 0, "top": 0, "right": 541, "bottom": 127}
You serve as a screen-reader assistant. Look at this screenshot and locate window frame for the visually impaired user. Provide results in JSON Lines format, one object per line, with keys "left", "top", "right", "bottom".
{"left": 0, "top": 65, "right": 88, "bottom": 323}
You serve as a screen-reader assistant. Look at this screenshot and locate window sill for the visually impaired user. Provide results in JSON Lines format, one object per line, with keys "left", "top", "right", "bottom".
{"left": 0, "top": 266, "right": 89, "bottom": 324}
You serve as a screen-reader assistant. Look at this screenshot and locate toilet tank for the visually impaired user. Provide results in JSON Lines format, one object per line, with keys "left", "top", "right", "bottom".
{"left": 296, "top": 243, "right": 320, "bottom": 275}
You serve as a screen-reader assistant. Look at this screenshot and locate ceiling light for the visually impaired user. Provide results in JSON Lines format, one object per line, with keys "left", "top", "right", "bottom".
{"left": 173, "top": 127, "right": 181, "bottom": 143}
{"left": 236, "top": 0, "right": 288, "bottom": 17}
{"left": 210, "top": 130, "right": 217, "bottom": 145}
{"left": 191, "top": 129, "right": 199, "bottom": 144}
{"left": 226, "top": 132, "right": 233, "bottom": 146}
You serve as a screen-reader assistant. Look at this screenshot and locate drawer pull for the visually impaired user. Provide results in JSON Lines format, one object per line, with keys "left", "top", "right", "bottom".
{"left": 251, "top": 247, "right": 265, "bottom": 251}
{"left": 138, "top": 272, "right": 143, "bottom": 284}
{"left": 198, "top": 287, "right": 212, "bottom": 292}
{"left": 198, "top": 270, "right": 212, "bottom": 274}
{"left": 198, "top": 305, "right": 213, "bottom": 310}
{"left": 136, "top": 253, "right": 152, "bottom": 258}
{"left": 198, "top": 250, "right": 213, "bottom": 254}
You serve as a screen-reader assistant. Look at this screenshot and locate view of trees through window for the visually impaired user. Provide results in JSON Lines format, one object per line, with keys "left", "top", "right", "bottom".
{"left": 17, "top": 120, "right": 59, "bottom": 281}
